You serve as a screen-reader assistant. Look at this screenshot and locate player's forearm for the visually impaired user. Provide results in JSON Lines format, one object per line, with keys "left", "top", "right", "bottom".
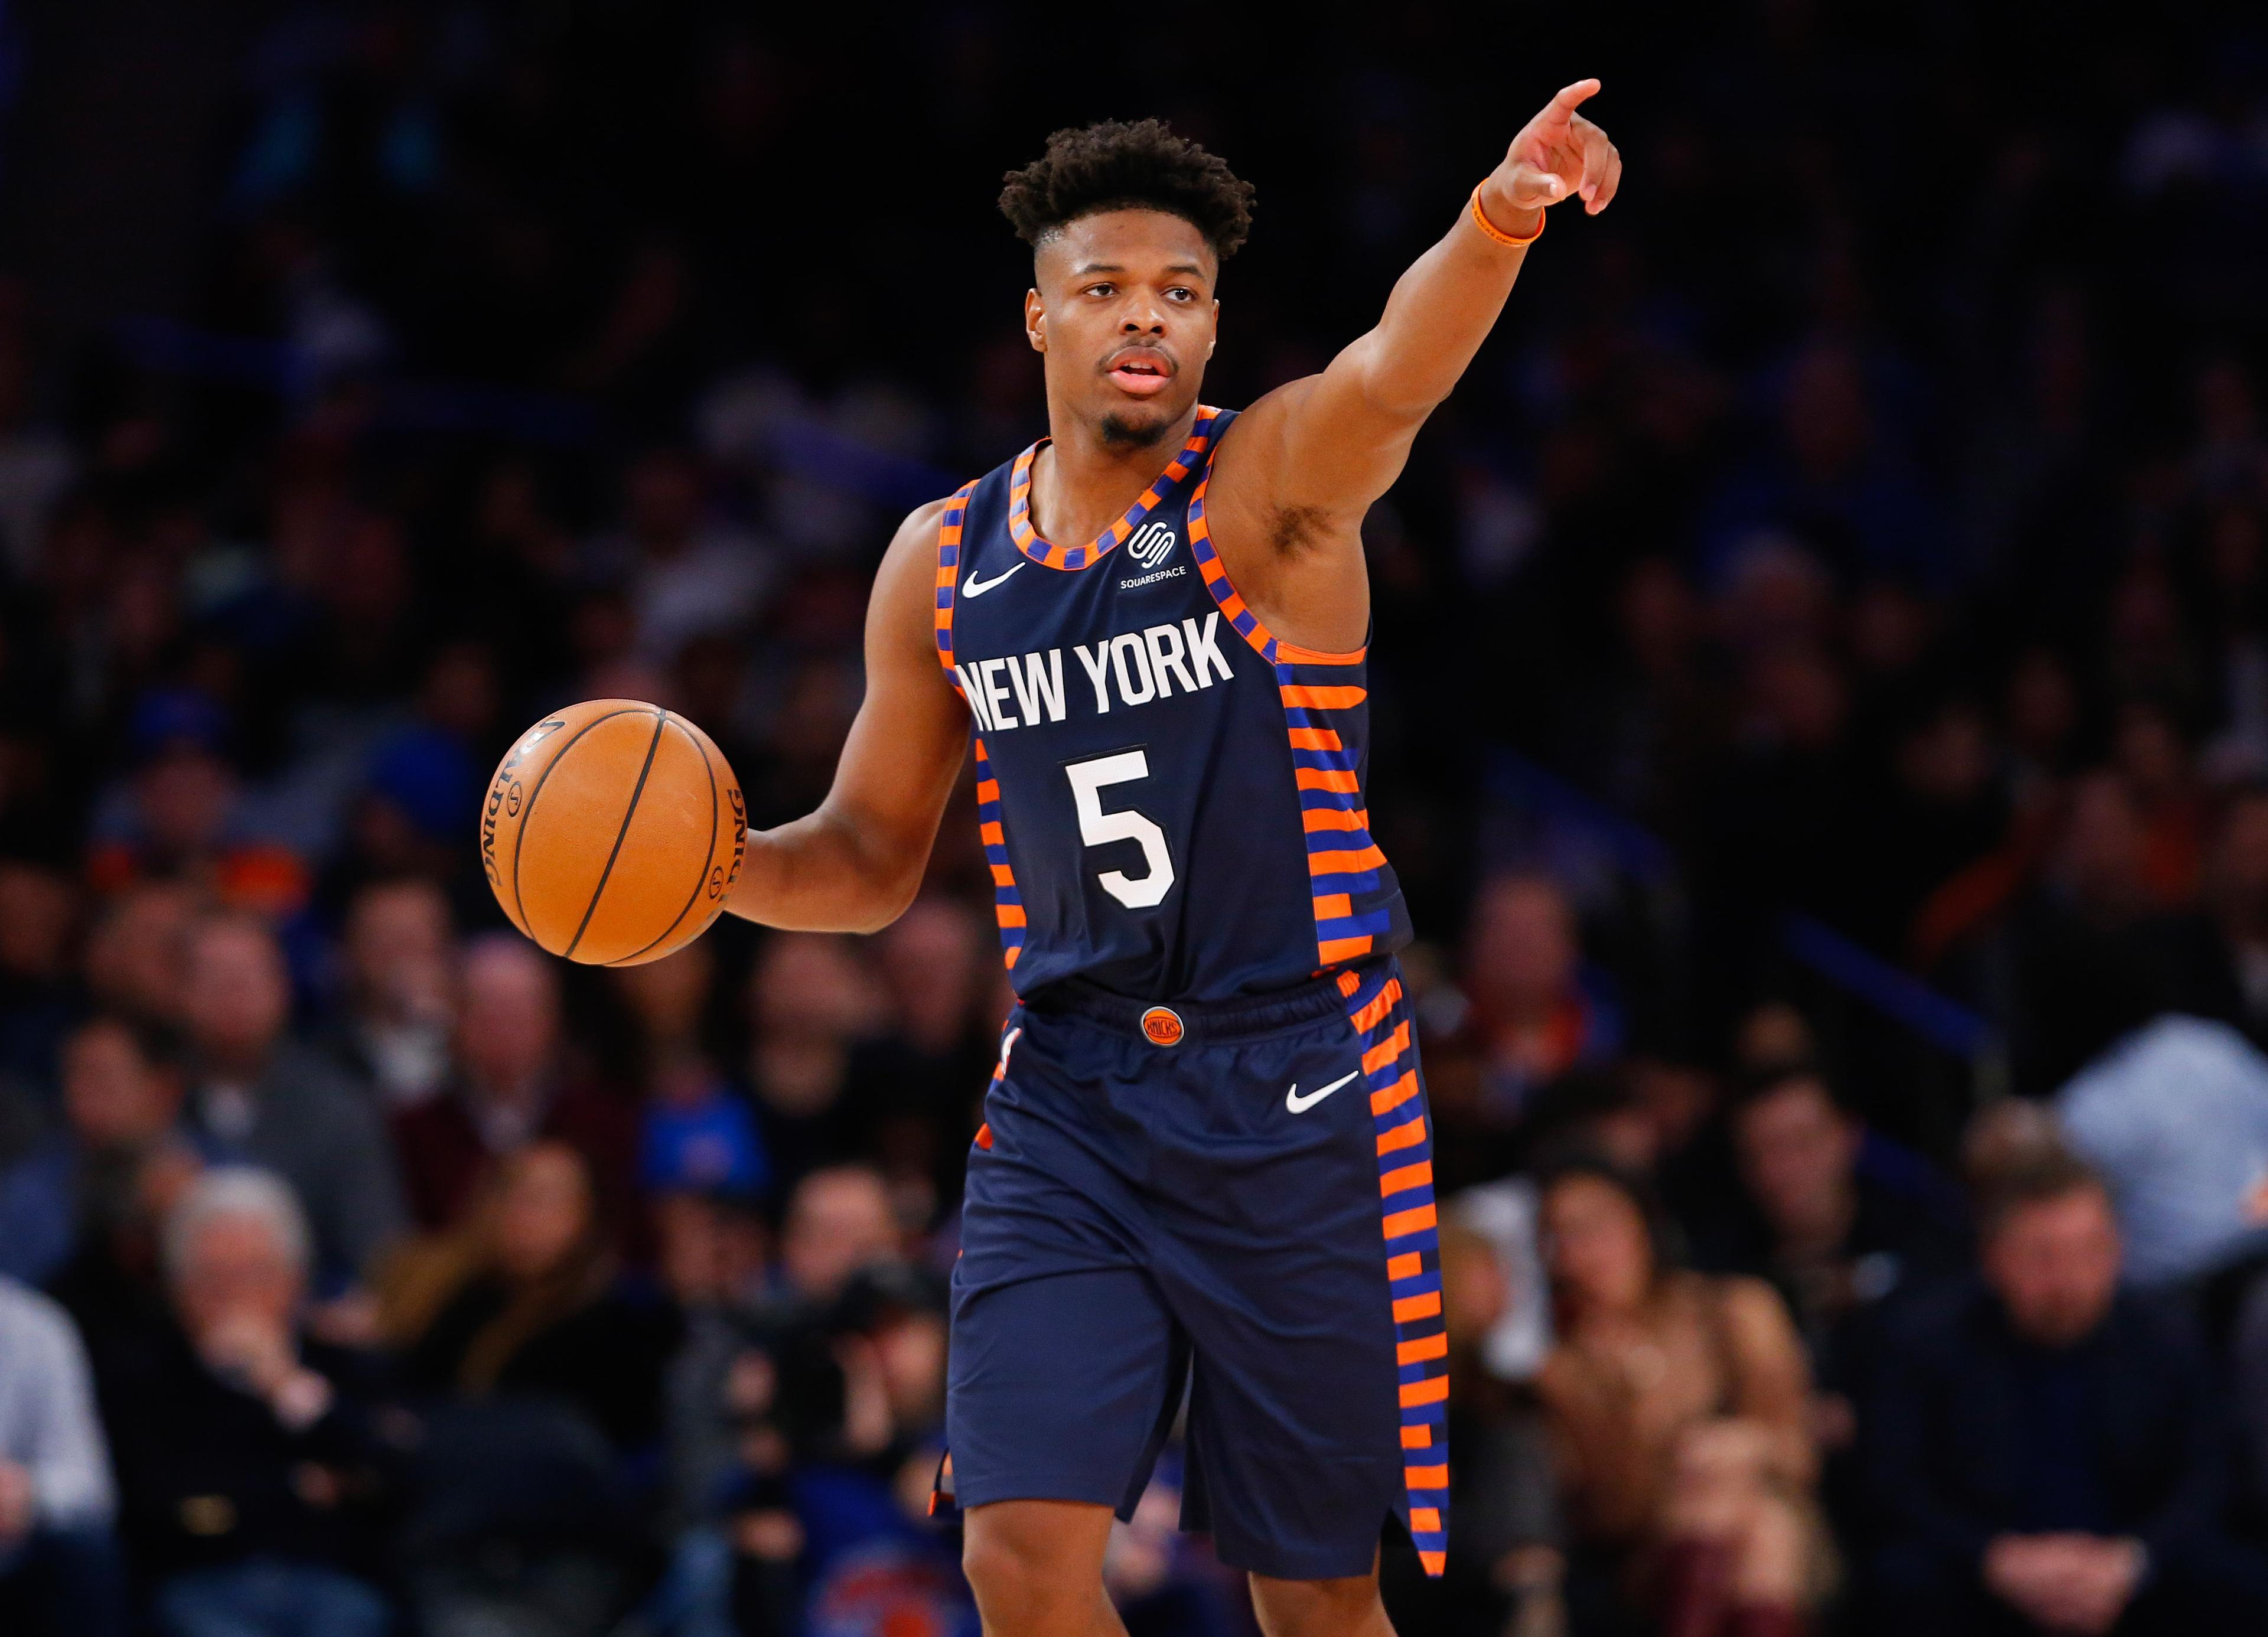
{"left": 726, "top": 806, "right": 933, "bottom": 934}
{"left": 1344, "top": 202, "right": 1534, "bottom": 421}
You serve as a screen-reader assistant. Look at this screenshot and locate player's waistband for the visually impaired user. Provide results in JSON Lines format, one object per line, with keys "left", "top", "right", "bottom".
{"left": 1023, "top": 957, "right": 1393, "bottom": 1047}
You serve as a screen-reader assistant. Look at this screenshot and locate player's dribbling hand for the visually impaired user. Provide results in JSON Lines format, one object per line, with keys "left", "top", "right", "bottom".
{"left": 1482, "top": 79, "right": 1622, "bottom": 237}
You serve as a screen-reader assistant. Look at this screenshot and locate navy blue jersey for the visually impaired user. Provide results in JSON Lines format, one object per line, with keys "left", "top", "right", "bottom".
{"left": 934, "top": 407, "right": 1412, "bottom": 1002}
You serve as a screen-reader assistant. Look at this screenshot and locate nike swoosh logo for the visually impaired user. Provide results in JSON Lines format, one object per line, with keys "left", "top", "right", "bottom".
{"left": 1286, "top": 1069, "right": 1361, "bottom": 1114}
{"left": 960, "top": 563, "right": 1027, "bottom": 598}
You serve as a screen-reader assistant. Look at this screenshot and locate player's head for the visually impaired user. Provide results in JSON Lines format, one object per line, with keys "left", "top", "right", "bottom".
{"left": 1000, "top": 119, "right": 1254, "bottom": 447}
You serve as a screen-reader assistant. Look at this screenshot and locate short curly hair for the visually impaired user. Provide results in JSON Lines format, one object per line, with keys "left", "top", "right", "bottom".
{"left": 999, "top": 118, "right": 1255, "bottom": 261}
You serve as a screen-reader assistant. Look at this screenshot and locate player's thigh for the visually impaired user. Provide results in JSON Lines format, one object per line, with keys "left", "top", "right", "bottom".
{"left": 947, "top": 1263, "right": 1184, "bottom": 1514}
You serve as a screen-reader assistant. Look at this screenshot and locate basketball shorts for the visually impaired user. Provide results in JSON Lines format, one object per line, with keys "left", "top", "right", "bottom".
{"left": 941, "top": 958, "right": 1448, "bottom": 1581}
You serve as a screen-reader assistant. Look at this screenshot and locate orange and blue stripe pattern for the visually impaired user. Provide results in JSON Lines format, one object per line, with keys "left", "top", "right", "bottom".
{"left": 1340, "top": 963, "right": 1448, "bottom": 1576}
{"left": 1006, "top": 409, "right": 1222, "bottom": 570}
{"left": 973, "top": 740, "right": 1024, "bottom": 972}
{"left": 934, "top": 481, "right": 975, "bottom": 670}
{"left": 1185, "top": 466, "right": 1398, "bottom": 971}
{"left": 934, "top": 488, "right": 1027, "bottom": 974}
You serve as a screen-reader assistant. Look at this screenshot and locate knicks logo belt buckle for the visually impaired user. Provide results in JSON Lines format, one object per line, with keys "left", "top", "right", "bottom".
{"left": 1139, "top": 1006, "right": 1185, "bottom": 1047}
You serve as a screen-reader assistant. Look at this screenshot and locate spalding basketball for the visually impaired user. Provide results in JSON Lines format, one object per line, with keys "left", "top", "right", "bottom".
{"left": 480, "top": 700, "right": 747, "bottom": 966}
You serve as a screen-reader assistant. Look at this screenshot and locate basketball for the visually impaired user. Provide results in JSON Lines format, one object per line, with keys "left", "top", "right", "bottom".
{"left": 479, "top": 700, "right": 747, "bottom": 966}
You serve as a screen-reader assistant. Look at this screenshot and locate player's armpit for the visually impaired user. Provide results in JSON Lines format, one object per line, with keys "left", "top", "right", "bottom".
{"left": 724, "top": 498, "right": 970, "bottom": 933}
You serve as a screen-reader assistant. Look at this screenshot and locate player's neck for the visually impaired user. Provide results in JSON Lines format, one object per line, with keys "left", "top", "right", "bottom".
{"left": 1030, "top": 402, "right": 1200, "bottom": 546}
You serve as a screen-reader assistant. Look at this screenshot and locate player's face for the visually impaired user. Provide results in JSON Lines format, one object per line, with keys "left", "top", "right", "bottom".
{"left": 1027, "top": 209, "right": 1218, "bottom": 448}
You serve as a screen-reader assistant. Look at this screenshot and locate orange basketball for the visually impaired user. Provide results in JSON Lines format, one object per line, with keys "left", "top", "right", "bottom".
{"left": 479, "top": 700, "right": 747, "bottom": 966}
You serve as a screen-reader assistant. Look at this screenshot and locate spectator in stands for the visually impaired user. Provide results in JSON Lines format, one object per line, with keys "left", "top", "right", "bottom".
{"left": 180, "top": 912, "right": 405, "bottom": 1285}
{"left": 0, "top": 859, "right": 80, "bottom": 1104}
{"left": 0, "top": 1015, "right": 187, "bottom": 1287}
{"left": 848, "top": 895, "right": 994, "bottom": 1224}
{"left": 1722, "top": 1064, "right": 1969, "bottom": 1376}
{"left": 617, "top": 941, "right": 772, "bottom": 1206}
{"left": 1536, "top": 1157, "right": 1828, "bottom": 1636}
{"left": 319, "top": 876, "right": 455, "bottom": 1111}
{"left": 99, "top": 1169, "right": 393, "bottom": 1637}
{"left": 2054, "top": 1015, "right": 2268, "bottom": 1286}
{"left": 1999, "top": 771, "right": 2223, "bottom": 1096}
{"left": 391, "top": 933, "right": 640, "bottom": 1244}
{"left": 381, "top": 1142, "right": 674, "bottom": 1637}
{"left": 774, "top": 1163, "right": 904, "bottom": 1317}
{"left": 741, "top": 934, "right": 887, "bottom": 1194}
{"left": 1862, "top": 1153, "right": 2268, "bottom": 1635}
{"left": 82, "top": 879, "right": 197, "bottom": 1032}
{"left": 2196, "top": 787, "right": 2268, "bottom": 1044}
{"left": 387, "top": 1140, "right": 677, "bottom": 1454}
{"left": 1464, "top": 874, "right": 1624, "bottom": 1120}
{"left": 0, "top": 1274, "right": 124, "bottom": 1637}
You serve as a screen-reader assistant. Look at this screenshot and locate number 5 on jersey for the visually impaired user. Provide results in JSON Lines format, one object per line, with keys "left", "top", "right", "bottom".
{"left": 1064, "top": 750, "right": 1174, "bottom": 909}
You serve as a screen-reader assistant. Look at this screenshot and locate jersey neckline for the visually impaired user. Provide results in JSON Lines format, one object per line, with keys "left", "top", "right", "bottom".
{"left": 1006, "top": 406, "right": 1224, "bottom": 571}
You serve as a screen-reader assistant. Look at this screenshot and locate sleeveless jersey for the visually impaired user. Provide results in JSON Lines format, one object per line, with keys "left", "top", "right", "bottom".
{"left": 933, "top": 406, "right": 1411, "bottom": 1002}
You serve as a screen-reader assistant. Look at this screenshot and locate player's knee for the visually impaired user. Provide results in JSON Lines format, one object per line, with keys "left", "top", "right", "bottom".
{"left": 1250, "top": 1570, "right": 1389, "bottom": 1637}
{"left": 962, "top": 1504, "right": 1105, "bottom": 1619}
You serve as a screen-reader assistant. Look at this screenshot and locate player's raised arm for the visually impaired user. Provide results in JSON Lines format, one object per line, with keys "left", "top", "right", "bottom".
{"left": 1216, "top": 80, "right": 1618, "bottom": 551}
{"left": 724, "top": 500, "right": 970, "bottom": 932}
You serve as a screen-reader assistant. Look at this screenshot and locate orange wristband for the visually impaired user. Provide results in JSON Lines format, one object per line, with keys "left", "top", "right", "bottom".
{"left": 1469, "top": 183, "right": 1546, "bottom": 249}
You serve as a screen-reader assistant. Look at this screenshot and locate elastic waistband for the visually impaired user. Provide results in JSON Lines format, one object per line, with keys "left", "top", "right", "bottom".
{"left": 1022, "top": 958, "right": 1390, "bottom": 1046}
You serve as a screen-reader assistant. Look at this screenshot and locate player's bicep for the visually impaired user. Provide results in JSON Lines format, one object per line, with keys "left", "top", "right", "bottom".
{"left": 824, "top": 503, "right": 970, "bottom": 847}
{"left": 1234, "top": 344, "right": 1425, "bottom": 523}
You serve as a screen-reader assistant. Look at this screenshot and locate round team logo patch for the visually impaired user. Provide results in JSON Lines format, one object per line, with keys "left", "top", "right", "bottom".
{"left": 1139, "top": 1006, "right": 1185, "bottom": 1047}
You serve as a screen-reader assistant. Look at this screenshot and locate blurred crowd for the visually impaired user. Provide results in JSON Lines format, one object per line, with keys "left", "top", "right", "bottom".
{"left": 4, "top": 1, "right": 2268, "bottom": 1635}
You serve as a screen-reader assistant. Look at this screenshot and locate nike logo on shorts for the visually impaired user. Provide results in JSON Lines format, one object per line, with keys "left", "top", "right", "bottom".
{"left": 1286, "top": 1069, "right": 1361, "bottom": 1113}
{"left": 961, "top": 563, "right": 1026, "bottom": 598}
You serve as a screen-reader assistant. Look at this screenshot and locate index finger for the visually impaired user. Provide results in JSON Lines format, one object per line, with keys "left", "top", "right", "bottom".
{"left": 1540, "top": 79, "right": 1602, "bottom": 122}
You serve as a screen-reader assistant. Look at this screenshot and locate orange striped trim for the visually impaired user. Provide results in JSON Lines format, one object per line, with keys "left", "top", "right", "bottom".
{"left": 975, "top": 779, "right": 999, "bottom": 802}
{"left": 1288, "top": 727, "right": 1344, "bottom": 752}
{"left": 1276, "top": 638, "right": 1369, "bottom": 666}
{"left": 1004, "top": 946, "right": 1021, "bottom": 969}
{"left": 1401, "top": 1423, "right": 1434, "bottom": 1449}
{"left": 1296, "top": 767, "right": 1362, "bottom": 794}
{"left": 1314, "top": 892, "right": 1353, "bottom": 919}
{"left": 1393, "top": 1290, "right": 1443, "bottom": 1323}
{"left": 1381, "top": 1159, "right": 1433, "bottom": 1196}
{"left": 1309, "top": 844, "right": 1387, "bottom": 876}
{"left": 1410, "top": 1506, "right": 1443, "bottom": 1534}
{"left": 990, "top": 865, "right": 1015, "bottom": 886}
{"left": 1302, "top": 807, "right": 1371, "bottom": 834}
{"left": 1404, "top": 1462, "right": 1449, "bottom": 1488}
{"left": 1352, "top": 979, "right": 1404, "bottom": 1033}
{"left": 1386, "top": 1251, "right": 1423, "bottom": 1280}
{"left": 995, "top": 904, "right": 1027, "bottom": 928}
{"left": 1280, "top": 683, "right": 1368, "bottom": 710}
{"left": 1371, "top": 1070, "right": 1422, "bottom": 1116}
{"left": 1363, "top": 1022, "right": 1410, "bottom": 1074}
{"left": 1379, "top": 1114, "right": 1427, "bottom": 1155}
{"left": 1399, "top": 1332, "right": 1449, "bottom": 1366}
{"left": 1419, "top": 1550, "right": 1446, "bottom": 1575}
{"left": 973, "top": 1123, "right": 993, "bottom": 1150}
{"left": 1382, "top": 1201, "right": 1438, "bottom": 1239}
{"left": 980, "top": 821, "right": 1005, "bottom": 846}
{"left": 1317, "top": 935, "right": 1374, "bottom": 964}
{"left": 1399, "top": 1377, "right": 1449, "bottom": 1408}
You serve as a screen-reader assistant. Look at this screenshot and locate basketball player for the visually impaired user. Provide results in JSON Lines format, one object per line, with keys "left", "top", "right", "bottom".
{"left": 726, "top": 84, "right": 1619, "bottom": 1637}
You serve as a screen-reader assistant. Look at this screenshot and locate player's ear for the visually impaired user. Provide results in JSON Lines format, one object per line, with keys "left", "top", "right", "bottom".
{"left": 1024, "top": 288, "right": 1046, "bottom": 353}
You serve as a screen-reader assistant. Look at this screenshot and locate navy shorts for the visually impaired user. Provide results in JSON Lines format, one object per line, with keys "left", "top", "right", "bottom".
{"left": 943, "top": 959, "right": 1448, "bottom": 1581}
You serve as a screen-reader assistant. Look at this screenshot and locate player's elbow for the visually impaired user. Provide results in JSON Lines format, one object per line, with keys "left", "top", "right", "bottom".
{"left": 841, "top": 874, "right": 923, "bottom": 935}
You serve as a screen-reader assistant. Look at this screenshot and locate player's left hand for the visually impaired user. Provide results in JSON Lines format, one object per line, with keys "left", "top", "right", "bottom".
{"left": 1482, "top": 79, "right": 1621, "bottom": 236}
